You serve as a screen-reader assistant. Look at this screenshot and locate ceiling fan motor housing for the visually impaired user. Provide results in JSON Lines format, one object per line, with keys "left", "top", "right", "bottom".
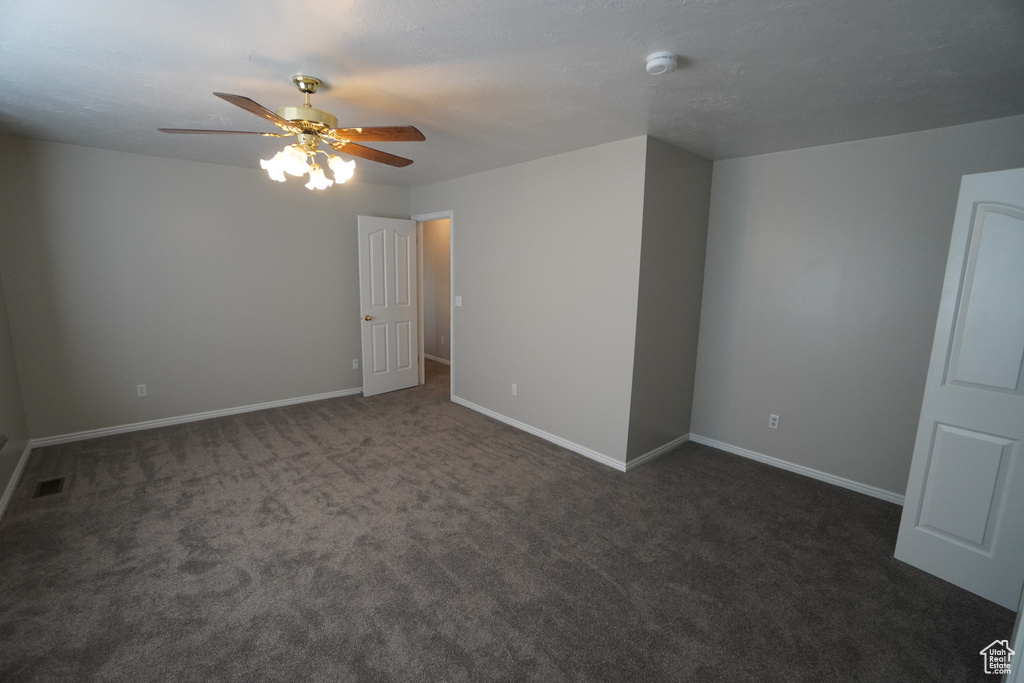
{"left": 276, "top": 105, "right": 338, "bottom": 131}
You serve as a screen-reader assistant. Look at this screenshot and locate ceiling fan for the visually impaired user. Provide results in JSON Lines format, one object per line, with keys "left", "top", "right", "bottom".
{"left": 159, "top": 75, "right": 424, "bottom": 189}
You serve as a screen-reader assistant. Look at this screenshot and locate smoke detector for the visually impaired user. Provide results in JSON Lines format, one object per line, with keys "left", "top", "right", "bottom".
{"left": 646, "top": 51, "right": 678, "bottom": 76}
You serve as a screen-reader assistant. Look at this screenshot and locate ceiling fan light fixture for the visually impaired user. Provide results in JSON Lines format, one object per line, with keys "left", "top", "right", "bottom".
{"left": 260, "top": 142, "right": 358, "bottom": 189}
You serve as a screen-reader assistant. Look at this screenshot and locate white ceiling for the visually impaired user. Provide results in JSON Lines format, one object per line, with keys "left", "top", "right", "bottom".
{"left": 2, "top": 0, "right": 1022, "bottom": 188}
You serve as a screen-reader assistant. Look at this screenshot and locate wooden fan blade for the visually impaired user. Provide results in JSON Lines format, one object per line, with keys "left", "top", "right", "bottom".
{"left": 325, "top": 139, "right": 414, "bottom": 167}
{"left": 321, "top": 126, "right": 425, "bottom": 143}
{"left": 158, "top": 128, "right": 291, "bottom": 137}
{"left": 213, "top": 93, "right": 302, "bottom": 133}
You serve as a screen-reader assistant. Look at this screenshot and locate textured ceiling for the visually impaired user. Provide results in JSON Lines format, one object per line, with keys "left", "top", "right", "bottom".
{"left": 2, "top": 0, "right": 1022, "bottom": 188}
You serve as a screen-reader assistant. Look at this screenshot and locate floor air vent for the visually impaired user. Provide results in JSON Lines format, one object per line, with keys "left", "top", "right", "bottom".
{"left": 33, "top": 478, "right": 65, "bottom": 498}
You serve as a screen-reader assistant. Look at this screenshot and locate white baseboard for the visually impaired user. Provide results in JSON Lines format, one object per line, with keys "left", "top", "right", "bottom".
{"left": 451, "top": 395, "right": 628, "bottom": 471}
{"left": 30, "top": 387, "right": 364, "bottom": 449}
{"left": 625, "top": 434, "right": 691, "bottom": 471}
{"left": 424, "top": 354, "right": 451, "bottom": 366}
{"left": 689, "top": 434, "right": 905, "bottom": 505}
{"left": 0, "top": 442, "right": 33, "bottom": 521}
{"left": 449, "top": 396, "right": 691, "bottom": 473}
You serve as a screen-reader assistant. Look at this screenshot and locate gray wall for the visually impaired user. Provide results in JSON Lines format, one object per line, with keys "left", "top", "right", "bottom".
{"left": 411, "top": 137, "right": 649, "bottom": 461}
{"left": 626, "top": 138, "right": 712, "bottom": 461}
{"left": 6, "top": 115, "right": 1022, "bottom": 493}
{"left": 0, "top": 135, "right": 409, "bottom": 438}
{"left": 691, "top": 115, "right": 1024, "bottom": 496}
{"left": 0, "top": 273, "right": 30, "bottom": 497}
{"left": 421, "top": 219, "right": 451, "bottom": 362}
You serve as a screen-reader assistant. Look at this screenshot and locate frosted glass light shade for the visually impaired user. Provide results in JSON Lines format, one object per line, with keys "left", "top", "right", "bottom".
{"left": 328, "top": 156, "right": 356, "bottom": 183}
{"left": 305, "top": 164, "right": 334, "bottom": 190}
{"left": 281, "top": 145, "right": 311, "bottom": 177}
{"left": 260, "top": 151, "right": 287, "bottom": 182}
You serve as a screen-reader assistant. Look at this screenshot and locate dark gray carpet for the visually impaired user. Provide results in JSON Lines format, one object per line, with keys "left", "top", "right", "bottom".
{"left": 0, "top": 362, "right": 1012, "bottom": 682}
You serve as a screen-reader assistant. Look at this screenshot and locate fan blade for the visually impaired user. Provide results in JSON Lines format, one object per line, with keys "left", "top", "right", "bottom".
{"left": 321, "top": 126, "right": 425, "bottom": 143}
{"left": 325, "top": 139, "right": 414, "bottom": 167}
{"left": 158, "top": 128, "right": 291, "bottom": 137}
{"left": 213, "top": 93, "right": 302, "bottom": 133}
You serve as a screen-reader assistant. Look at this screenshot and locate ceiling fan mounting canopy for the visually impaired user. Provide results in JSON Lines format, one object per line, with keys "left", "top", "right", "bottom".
{"left": 292, "top": 74, "right": 322, "bottom": 95}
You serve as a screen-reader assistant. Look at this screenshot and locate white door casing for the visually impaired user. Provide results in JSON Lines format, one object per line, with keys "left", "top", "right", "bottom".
{"left": 1009, "top": 586, "right": 1024, "bottom": 683}
{"left": 358, "top": 216, "right": 419, "bottom": 397}
{"left": 413, "top": 210, "right": 455, "bottom": 392}
{"left": 895, "top": 167, "right": 1024, "bottom": 610}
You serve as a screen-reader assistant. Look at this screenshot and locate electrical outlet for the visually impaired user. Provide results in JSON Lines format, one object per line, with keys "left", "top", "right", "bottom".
{"left": 136, "top": 384, "right": 148, "bottom": 398}
{"left": 352, "top": 359, "right": 359, "bottom": 370}
{"left": 769, "top": 414, "right": 779, "bottom": 430}
{"left": 440, "top": 336, "right": 445, "bottom": 345}
{"left": 454, "top": 296, "right": 463, "bottom": 307}
{"left": 511, "top": 384, "right": 518, "bottom": 397}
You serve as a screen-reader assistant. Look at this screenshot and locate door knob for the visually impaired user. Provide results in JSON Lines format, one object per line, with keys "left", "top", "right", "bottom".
{"left": 364, "top": 315, "right": 373, "bottom": 321}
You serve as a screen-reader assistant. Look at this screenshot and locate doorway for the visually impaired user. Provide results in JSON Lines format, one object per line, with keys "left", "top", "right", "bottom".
{"left": 415, "top": 212, "right": 452, "bottom": 395}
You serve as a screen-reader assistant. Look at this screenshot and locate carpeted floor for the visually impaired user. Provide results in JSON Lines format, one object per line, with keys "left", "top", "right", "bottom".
{"left": 0, "top": 361, "right": 1013, "bottom": 682}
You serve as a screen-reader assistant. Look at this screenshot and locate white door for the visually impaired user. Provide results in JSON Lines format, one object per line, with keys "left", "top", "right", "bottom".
{"left": 358, "top": 216, "right": 419, "bottom": 397}
{"left": 895, "top": 167, "right": 1024, "bottom": 610}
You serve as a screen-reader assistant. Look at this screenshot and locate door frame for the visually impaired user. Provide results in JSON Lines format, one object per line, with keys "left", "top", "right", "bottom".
{"left": 412, "top": 210, "right": 454, "bottom": 397}
{"left": 1009, "top": 588, "right": 1024, "bottom": 683}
